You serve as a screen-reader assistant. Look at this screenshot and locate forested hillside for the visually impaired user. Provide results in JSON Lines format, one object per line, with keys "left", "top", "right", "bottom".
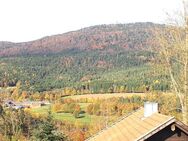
{"left": 0, "top": 23, "right": 170, "bottom": 93}
{"left": 0, "top": 22, "right": 161, "bottom": 56}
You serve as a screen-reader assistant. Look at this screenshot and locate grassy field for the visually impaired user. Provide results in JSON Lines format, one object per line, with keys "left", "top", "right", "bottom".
{"left": 30, "top": 103, "right": 106, "bottom": 124}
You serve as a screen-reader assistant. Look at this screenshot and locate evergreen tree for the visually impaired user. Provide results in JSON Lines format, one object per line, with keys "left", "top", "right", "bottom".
{"left": 32, "top": 111, "right": 68, "bottom": 141}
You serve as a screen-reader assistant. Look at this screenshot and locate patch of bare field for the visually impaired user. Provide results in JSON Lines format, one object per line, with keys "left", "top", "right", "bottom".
{"left": 64, "top": 92, "right": 174, "bottom": 100}
{"left": 64, "top": 93, "right": 146, "bottom": 100}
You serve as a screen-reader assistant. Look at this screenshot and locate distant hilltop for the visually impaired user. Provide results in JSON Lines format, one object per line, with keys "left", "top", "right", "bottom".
{"left": 0, "top": 22, "right": 165, "bottom": 57}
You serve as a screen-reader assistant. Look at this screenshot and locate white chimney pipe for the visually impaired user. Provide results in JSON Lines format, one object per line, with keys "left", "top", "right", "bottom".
{"left": 144, "top": 102, "right": 158, "bottom": 117}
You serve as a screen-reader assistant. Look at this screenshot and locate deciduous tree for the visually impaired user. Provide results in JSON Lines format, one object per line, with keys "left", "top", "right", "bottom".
{"left": 155, "top": 1, "right": 188, "bottom": 124}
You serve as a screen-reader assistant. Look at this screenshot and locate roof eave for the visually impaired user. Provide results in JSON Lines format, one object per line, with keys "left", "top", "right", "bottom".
{"left": 175, "top": 121, "right": 188, "bottom": 134}
{"left": 136, "top": 117, "right": 176, "bottom": 141}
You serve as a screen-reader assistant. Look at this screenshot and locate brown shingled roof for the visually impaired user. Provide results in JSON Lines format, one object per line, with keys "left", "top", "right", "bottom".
{"left": 86, "top": 108, "right": 175, "bottom": 141}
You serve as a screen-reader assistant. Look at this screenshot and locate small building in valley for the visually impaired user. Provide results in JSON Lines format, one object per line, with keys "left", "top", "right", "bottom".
{"left": 3, "top": 100, "right": 50, "bottom": 109}
{"left": 86, "top": 102, "right": 188, "bottom": 141}
{"left": 4, "top": 100, "right": 16, "bottom": 107}
{"left": 21, "top": 101, "right": 49, "bottom": 108}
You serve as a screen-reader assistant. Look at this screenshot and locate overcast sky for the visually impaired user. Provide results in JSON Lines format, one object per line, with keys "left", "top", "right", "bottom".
{"left": 0, "top": 0, "right": 184, "bottom": 42}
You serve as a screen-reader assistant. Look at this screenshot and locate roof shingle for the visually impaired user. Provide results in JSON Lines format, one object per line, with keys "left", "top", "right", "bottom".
{"left": 87, "top": 108, "right": 175, "bottom": 141}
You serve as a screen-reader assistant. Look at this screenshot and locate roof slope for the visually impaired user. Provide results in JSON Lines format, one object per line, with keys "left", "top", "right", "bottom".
{"left": 87, "top": 108, "right": 175, "bottom": 141}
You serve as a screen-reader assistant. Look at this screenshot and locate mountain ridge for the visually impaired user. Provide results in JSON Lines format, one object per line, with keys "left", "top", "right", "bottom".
{"left": 0, "top": 22, "right": 162, "bottom": 57}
